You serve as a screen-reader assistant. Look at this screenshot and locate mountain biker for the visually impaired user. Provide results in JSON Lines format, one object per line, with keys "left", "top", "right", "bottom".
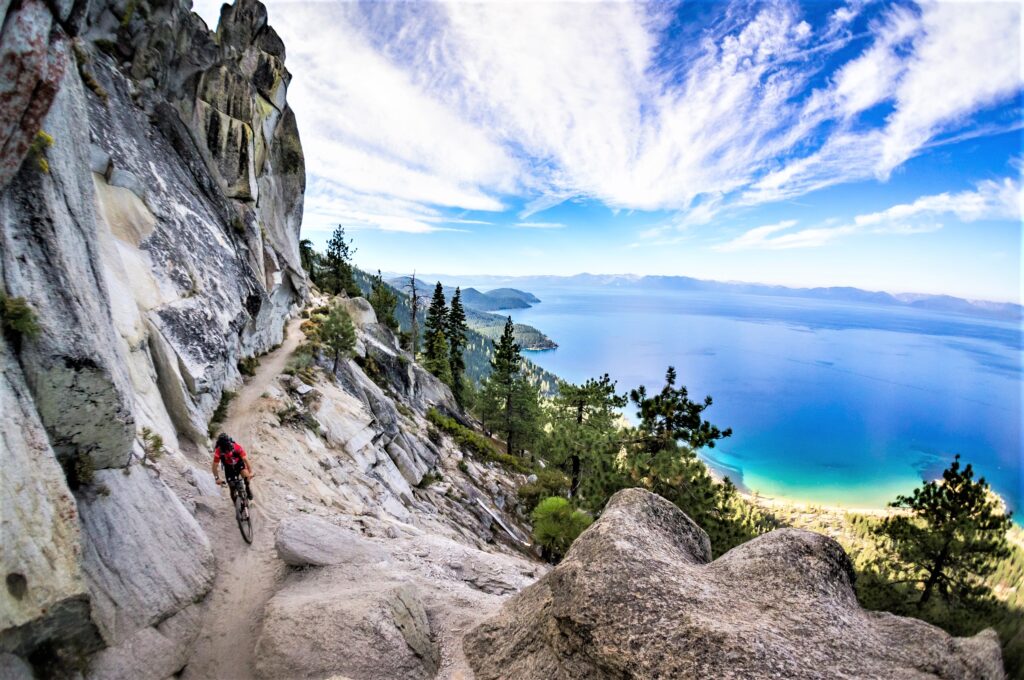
{"left": 212, "top": 432, "right": 254, "bottom": 500}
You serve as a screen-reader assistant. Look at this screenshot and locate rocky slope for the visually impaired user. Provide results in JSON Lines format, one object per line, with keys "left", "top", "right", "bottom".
{"left": 1, "top": 1, "right": 544, "bottom": 676}
{"left": 0, "top": 1, "right": 1011, "bottom": 679}
{"left": 0, "top": 0, "right": 300, "bottom": 671}
{"left": 464, "top": 488, "right": 1005, "bottom": 680}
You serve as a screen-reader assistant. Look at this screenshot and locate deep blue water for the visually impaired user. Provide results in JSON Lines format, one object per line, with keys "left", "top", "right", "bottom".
{"left": 508, "top": 286, "right": 1023, "bottom": 518}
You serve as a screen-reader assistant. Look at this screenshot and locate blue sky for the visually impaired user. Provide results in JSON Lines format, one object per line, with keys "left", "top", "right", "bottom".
{"left": 193, "top": 0, "right": 1023, "bottom": 303}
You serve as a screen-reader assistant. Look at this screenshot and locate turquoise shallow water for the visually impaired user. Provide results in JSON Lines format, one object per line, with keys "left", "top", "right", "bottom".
{"left": 507, "top": 286, "right": 1022, "bottom": 518}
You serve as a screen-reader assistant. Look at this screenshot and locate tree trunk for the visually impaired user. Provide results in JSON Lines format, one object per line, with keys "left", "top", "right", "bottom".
{"left": 919, "top": 543, "right": 950, "bottom": 608}
{"left": 570, "top": 454, "right": 581, "bottom": 499}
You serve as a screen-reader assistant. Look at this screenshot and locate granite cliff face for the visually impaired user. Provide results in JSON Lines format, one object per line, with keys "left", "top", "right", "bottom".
{"left": 464, "top": 488, "right": 1005, "bottom": 680}
{"left": 0, "top": 0, "right": 305, "bottom": 670}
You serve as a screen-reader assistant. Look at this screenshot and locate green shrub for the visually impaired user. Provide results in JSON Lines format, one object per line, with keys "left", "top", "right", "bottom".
{"left": 517, "top": 467, "right": 571, "bottom": 514}
{"left": 277, "top": 403, "right": 320, "bottom": 433}
{"left": 426, "top": 408, "right": 532, "bottom": 473}
{"left": 1, "top": 293, "right": 41, "bottom": 339}
{"left": 238, "top": 356, "right": 259, "bottom": 377}
{"left": 531, "top": 496, "right": 593, "bottom": 562}
{"left": 139, "top": 427, "right": 166, "bottom": 465}
{"left": 458, "top": 459, "right": 470, "bottom": 474}
{"left": 207, "top": 389, "right": 235, "bottom": 439}
{"left": 418, "top": 470, "right": 443, "bottom": 488}
{"left": 28, "top": 130, "right": 53, "bottom": 173}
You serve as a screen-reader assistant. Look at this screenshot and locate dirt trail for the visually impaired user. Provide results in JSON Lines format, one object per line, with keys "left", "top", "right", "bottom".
{"left": 183, "top": 318, "right": 304, "bottom": 680}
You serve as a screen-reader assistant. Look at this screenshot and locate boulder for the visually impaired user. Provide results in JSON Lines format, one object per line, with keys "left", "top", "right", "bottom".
{"left": 464, "top": 488, "right": 1005, "bottom": 680}
{"left": 336, "top": 296, "right": 378, "bottom": 327}
{"left": 85, "top": 626, "right": 186, "bottom": 680}
{"left": 77, "top": 468, "right": 215, "bottom": 644}
{"left": 274, "top": 515, "right": 388, "bottom": 567}
{"left": 255, "top": 572, "right": 438, "bottom": 680}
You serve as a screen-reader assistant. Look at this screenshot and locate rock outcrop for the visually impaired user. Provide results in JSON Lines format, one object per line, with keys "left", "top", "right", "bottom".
{"left": 0, "top": 0, "right": 304, "bottom": 671}
{"left": 464, "top": 488, "right": 1005, "bottom": 680}
{"left": 256, "top": 513, "right": 543, "bottom": 679}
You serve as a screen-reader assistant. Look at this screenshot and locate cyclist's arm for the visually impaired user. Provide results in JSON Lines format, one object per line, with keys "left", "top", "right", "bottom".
{"left": 211, "top": 451, "right": 221, "bottom": 481}
{"left": 239, "top": 445, "right": 254, "bottom": 476}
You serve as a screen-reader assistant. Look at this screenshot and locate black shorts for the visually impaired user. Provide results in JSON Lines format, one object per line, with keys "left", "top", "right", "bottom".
{"left": 222, "top": 460, "right": 246, "bottom": 479}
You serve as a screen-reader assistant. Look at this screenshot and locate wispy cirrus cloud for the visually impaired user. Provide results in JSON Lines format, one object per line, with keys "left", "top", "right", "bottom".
{"left": 192, "top": 0, "right": 1022, "bottom": 236}
{"left": 717, "top": 177, "right": 1022, "bottom": 251}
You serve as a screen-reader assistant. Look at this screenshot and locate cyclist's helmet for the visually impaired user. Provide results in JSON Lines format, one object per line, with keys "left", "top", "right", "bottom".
{"left": 216, "top": 432, "right": 233, "bottom": 451}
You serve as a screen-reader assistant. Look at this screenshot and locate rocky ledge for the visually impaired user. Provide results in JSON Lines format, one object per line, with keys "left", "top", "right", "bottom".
{"left": 464, "top": 488, "right": 1005, "bottom": 680}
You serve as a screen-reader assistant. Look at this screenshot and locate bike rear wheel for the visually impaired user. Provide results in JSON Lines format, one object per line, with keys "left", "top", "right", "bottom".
{"left": 234, "top": 486, "right": 254, "bottom": 544}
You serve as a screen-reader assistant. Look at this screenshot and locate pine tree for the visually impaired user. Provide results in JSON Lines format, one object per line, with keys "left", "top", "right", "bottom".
{"left": 324, "top": 226, "right": 360, "bottom": 297}
{"left": 299, "top": 238, "right": 317, "bottom": 283}
{"left": 546, "top": 375, "right": 627, "bottom": 510}
{"left": 447, "top": 287, "right": 469, "bottom": 406}
{"left": 405, "top": 272, "right": 420, "bottom": 356}
{"left": 368, "top": 269, "right": 399, "bottom": 331}
{"left": 479, "top": 317, "right": 541, "bottom": 456}
{"left": 320, "top": 303, "right": 356, "bottom": 373}
{"left": 621, "top": 366, "right": 748, "bottom": 555}
{"left": 422, "top": 282, "right": 451, "bottom": 383}
{"left": 873, "top": 455, "right": 1012, "bottom": 610}
{"left": 423, "top": 329, "right": 453, "bottom": 386}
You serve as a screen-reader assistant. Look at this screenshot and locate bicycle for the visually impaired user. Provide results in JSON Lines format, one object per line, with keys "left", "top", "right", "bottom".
{"left": 219, "top": 474, "right": 254, "bottom": 544}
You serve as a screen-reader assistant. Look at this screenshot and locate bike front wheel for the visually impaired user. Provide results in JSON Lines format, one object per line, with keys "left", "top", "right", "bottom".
{"left": 234, "top": 494, "right": 254, "bottom": 544}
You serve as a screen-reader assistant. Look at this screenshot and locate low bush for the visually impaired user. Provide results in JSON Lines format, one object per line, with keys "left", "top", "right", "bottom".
{"left": 238, "top": 356, "right": 259, "bottom": 377}
{"left": 531, "top": 496, "right": 593, "bottom": 562}
{"left": 426, "top": 408, "right": 532, "bottom": 474}
{"left": 1, "top": 293, "right": 41, "bottom": 339}
{"left": 207, "top": 389, "right": 235, "bottom": 439}
{"left": 517, "top": 467, "right": 571, "bottom": 514}
{"left": 277, "top": 403, "right": 320, "bottom": 433}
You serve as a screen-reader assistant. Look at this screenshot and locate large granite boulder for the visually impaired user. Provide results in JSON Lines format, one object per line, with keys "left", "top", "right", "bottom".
{"left": 274, "top": 515, "right": 388, "bottom": 567}
{"left": 464, "top": 488, "right": 1005, "bottom": 680}
{"left": 255, "top": 573, "right": 439, "bottom": 680}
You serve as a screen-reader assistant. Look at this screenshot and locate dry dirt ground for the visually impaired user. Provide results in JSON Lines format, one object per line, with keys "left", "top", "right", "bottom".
{"left": 182, "top": 318, "right": 304, "bottom": 680}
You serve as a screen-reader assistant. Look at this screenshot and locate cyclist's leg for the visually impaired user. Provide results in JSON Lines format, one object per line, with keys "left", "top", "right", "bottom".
{"left": 223, "top": 461, "right": 241, "bottom": 501}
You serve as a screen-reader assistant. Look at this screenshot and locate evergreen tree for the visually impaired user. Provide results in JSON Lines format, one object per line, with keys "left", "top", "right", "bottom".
{"left": 368, "top": 269, "right": 399, "bottom": 331}
{"left": 405, "top": 272, "right": 420, "bottom": 356}
{"left": 479, "top": 317, "right": 541, "bottom": 456}
{"left": 872, "top": 455, "right": 1012, "bottom": 610}
{"left": 423, "top": 329, "right": 453, "bottom": 386}
{"left": 622, "top": 366, "right": 759, "bottom": 556}
{"left": 323, "top": 226, "right": 361, "bottom": 297}
{"left": 320, "top": 303, "right": 356, "bottom": 373}
{"left": 299, "top": 238, "right": 317, "bottom": 283}
{"left": 546, "top": 375, "right": 628, "bottom": 510}
{"left": 423, "top": 282, "right": 451, "bottom": 383}
{"left": 531, "top": 496, "right": 593, "bottom": 563}
{"left": 447, "top": 287, "right": 469, "bottom": 406}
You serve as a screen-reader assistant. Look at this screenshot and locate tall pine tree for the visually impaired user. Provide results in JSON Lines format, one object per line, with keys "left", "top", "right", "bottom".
{"left": 447, "top": 287, "right": 469, "bottom": 406}
{"left": 479, "top": 317, "right": 541, "bottom": 456}
{"left": 368, "top": 269, "right": 399, "bottom": 331}
{"left": 324, "top": 226, "right": 361, "bottom": 298}
{"left": 423, "top": 282, "right": 451, "bottom": 384}
{"left": 546, "top": 374, "right": 627, "bottom": 509}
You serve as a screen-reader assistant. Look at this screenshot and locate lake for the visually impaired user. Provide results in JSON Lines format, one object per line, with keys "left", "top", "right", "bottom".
{"left": 507, "top": 285, "right": 1022, "bottom": 518}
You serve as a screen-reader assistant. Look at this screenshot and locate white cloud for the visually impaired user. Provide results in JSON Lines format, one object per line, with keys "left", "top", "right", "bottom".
{"left": 515, "top": 222, "right": 565, "bottom": 229}
{"left": 719, "top": 176, "right": 1021, "bottom": 250}
{"left": 191, "top": 0, "right": 1022, "bottom": 235}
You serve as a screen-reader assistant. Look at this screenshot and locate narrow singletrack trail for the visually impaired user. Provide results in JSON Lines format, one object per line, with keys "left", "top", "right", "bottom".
{"left": 183, "top": 317, "right": 304, "bottom": 680}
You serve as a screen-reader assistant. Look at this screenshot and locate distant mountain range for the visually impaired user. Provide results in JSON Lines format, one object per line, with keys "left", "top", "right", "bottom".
{"left": 398, "top": 273, "right": 1023, "bottom": 323}
{"left": 388, "top": 277, "right": 540, "bottom": 312}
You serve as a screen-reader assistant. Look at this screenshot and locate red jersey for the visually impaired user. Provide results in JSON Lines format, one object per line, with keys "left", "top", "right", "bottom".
{"left": 213, "top": 442, "right": 247, "bottom": 466}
